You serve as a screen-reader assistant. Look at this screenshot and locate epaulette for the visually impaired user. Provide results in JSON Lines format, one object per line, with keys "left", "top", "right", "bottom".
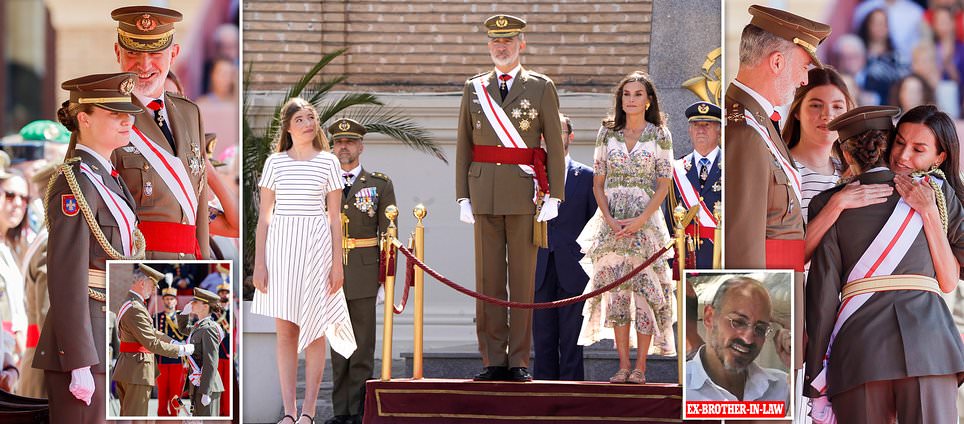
{"left": 468, "top": 71, "right": 491, "bottom": 82}
{"left": 525, "top": 70, "right": 552, "bottom": 82}
{"left": 370, "top": 172, "right": 391, "bottom": 182}
{"left": 726, "top": 102, "right": 745, "bottom": 123}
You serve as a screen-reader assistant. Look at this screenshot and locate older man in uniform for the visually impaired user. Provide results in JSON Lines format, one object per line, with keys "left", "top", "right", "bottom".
{"left": 154, "top": 286, "right": 186, "bottom": 416}
{"left": 325, "top": 118, "right": 395, "bottom": 424}
{"left": 112, "top": 264, "right": 194, "bottom": 416}
{"left": 109, "top": 6, "right": 210, "bottom": 260}
{"left": 726, "top": 4, "right": 830, "bottom": 366}
{"left": 456, "top": 15, "right": 566, "bottom": 382}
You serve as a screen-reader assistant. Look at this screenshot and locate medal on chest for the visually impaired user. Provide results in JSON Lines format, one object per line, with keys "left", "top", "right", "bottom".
{"left": 354, "top": 186, "right": 378, "bottom": 218}
{"left": 190, "top": 141, "right": 203, "bottom": 176}
{"left": 509, "top": 98, "right": 537, "bottom": 132}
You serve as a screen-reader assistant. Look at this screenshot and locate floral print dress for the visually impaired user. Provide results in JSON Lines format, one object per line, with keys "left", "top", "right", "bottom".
{"left": 579, "top": 123, "right": 675, "bottom": 344}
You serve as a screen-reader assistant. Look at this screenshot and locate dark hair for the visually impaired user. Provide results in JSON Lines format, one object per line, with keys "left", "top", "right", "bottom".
{"left": 1, "top": 173, "right": 28, "bottom": 248}
{"left": 561, "top": 114, "right": 573, "bottom": 136}
{"left": 56, "top": 100, "right": 96, "bottom": 159}
{"left": 274, "top": 98, "right": 329, "bottom": 153}
{"left": 895, "top": 105, "right": 964, "bottom": 205}
{"left": 840, "top": 129, "right": 890, "bottom": 171}
{"left": 603, "top": 71, "right": 665, "bottom": 130}
{"left": 889, "top": 74, "right": 935, "bottom": 109}
{"left": 782, "top": 66, "right": 856, "bottom": 149}
{"left": 857, "top": 8, "right": 896, "bottom": 54}
{"left": 932, "top": 6, "right": 956, "bottom": 43}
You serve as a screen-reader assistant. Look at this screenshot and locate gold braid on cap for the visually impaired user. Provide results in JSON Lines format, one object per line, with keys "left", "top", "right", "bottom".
{"left": 912, "top": 168, "right": 948, "bottom": 232}
{"left": 44, "top": 158, "right": 146, "bottom": 260}
{"left": 117, "top": 29, "right": 173, "bottom": 51}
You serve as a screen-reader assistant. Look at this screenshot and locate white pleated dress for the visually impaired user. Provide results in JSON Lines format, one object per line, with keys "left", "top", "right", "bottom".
{"left": 253, "top": 151, "right": 357, "bottom": 357}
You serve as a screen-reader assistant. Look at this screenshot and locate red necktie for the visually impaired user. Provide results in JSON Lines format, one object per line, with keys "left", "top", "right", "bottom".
{"left": 147, "top": 99, "right": 176, "bottom": 151}
{"left": 770, "top": 110, "right": 781, "bottom": 129}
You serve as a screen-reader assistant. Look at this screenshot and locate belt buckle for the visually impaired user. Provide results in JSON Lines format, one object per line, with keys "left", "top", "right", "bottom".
{"left": 346, "top": 238, "right": 356, "bottom": 249}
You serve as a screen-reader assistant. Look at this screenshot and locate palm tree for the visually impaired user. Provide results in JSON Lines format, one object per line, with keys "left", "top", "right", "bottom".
{"left": 242, "top": 48, "right": 446, "bottom": 282}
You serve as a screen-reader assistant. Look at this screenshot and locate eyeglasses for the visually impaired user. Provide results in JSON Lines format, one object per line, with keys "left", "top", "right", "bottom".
{"left": 2, "top": 191, "right": 26, "bottom": 203}
{"left": 725, "top": 316, "right": 774, "bottom": 338}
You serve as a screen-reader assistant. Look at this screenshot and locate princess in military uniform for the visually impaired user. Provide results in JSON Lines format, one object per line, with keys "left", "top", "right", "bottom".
{"left": 33, "top": 72, "right": 146, "bottom": 424}
{"left": 252, "top": 98, "right": 355, "bottom": 424}
{"left": 183, "top": 288, "right": 225, "bottom": 416}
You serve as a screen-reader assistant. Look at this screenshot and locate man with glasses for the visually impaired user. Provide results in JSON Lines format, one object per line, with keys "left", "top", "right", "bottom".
{"left": 685, "top": 276, "right": 789, "bottom": 403}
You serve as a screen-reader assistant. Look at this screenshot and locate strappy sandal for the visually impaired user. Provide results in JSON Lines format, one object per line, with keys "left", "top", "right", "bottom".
{"left": 609, "top": 368, "right": 631, "bottom": 383}
{"left": 627, "top": 369, "right": 646, "bottom": 384}
{"left": 297, "top": 414, "right": 315, "bottom": 424}
{"left": 278, "top": 415, "right": 297, "bottom": 424}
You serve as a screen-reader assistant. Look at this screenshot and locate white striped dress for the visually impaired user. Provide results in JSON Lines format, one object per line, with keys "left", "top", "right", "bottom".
{"left": 797, "top": 161, "right": 842, "bottom": 224}
{"left": 253, "top": 151, "right": 357, "bottom": 357}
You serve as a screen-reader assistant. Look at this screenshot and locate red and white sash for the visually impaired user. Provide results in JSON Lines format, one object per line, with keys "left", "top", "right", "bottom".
{"left": 743, "top": 111, "right": 802, "bottom": 203}
{"left": 810, "top": 178, "right": 938, "bottom": 395}
{"left": 79, "top": 163, "right": 136, "bottom": 256}
{"left": 128, "top": 127, "right": 198, "bottom": 225}
{"left": 672, "top": 155, "right": 717, "bottom": 228}
{"left": 472, "top": 76, "right": 537, "bottom": 182}
{"left": 116, "top": 298, "right": 137, "bottom": 324}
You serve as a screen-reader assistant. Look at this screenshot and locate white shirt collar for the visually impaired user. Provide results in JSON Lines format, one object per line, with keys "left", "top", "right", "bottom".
{"left": 685, "top": 346, "right": 788, "bottom": 402}
{"left": 342, "top": 164, "right": 362, "bottom": 185}
{"left": 692, "top": 147, "right": 720, "bottom": 168}
{"left": 135, "top": 92, "right": 169, "bottom": 121}
{"left": 731, "top": 79, "right": 777, "bottom": 119}
{"left": 495, "top": 64, "right": 522, "bottom": 90}
{"left": 75, "top": 144, "right": 117, "bottom": 174}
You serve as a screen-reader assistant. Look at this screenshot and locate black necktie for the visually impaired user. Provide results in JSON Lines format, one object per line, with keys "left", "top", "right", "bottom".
{"left": 343, "top": 173, "right": 354, "bottom": 197}
{"left": 499, "top": 74, "right": 512, "bottom": 100}
{"left": 147, "top": 99, "right": 177, "bottom": 152}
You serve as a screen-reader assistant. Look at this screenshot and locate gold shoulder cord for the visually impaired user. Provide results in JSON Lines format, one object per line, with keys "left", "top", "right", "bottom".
{"left": 44, "top": 158, "right": 146, "bottom": 260}
{"left": 914, "top": 168, "right": 949, "bottom": 232}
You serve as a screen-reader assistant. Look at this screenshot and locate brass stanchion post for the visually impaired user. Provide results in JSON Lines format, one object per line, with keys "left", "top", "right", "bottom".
{"left": 673, "top": 205, "right": 687, "bottom": 385}
{"left": 412, "top": 204, "right": 427, "bottom": 379}
{"left": 380, "top": 205, "right": 399, "bottom": 381}
{"left": 713, "top": 201, "right": 722, "bottom": 269}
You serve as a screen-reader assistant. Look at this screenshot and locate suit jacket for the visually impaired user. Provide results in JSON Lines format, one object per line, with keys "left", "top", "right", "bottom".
{"left": 189, "top": 317, "right": 224, "bottom": 396}
{"left": 342, "top": 168, "right": 396, "bottom": 300}
{"left": 535, "top": 160, "right": 596, "bottom": 294}
{"left": 33, "top": 150, "right": 134, "bottom": 374}
{"left": 455, "top": 67, "right": 566, "bottom": 214}
{"left": 112, "top": 292, "right": 180, "bottom": 386}
{"left": 723, "top": 83, "right": 804, "bottom": 269}
{"left": 804, "top": 169, "right": 964, "bottom": 397}
{"left": 111, "top": 92, "right": 210, "bottom": 260}
{"left": 664, "top": 150, "right": 722, "bottom": 269}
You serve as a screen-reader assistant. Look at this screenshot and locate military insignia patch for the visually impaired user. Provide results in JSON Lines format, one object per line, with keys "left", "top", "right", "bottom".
{"left": 123, "top": 146, "right": 141, "bottom": 154}
{"left": 519, "top": 119, "right": 531, "bottom": 131}
{"left": 145, "top": 181, "right": 153, "bottom": 197}
{"left": 511, "top": 108, "right": 522, "bottom": 119}
{"left": 520, "top": 99, "right": 531, "bottom": 109}
{"left": 136, "top": 14, "right": 157, "bottom": 32}
{"left": 62, "top": 194, "right": 79, "bottom": 216}
{"left": 190, "top": 142, "right": 203, "bottom": 176}
{"left": 683, "top": 159, "right": 692, "bottom": 171}
{"left": 712, "top": 180, "right": 721, "bottom": 192}
{"left": 120, "top": 78, "right": 135, "bottom": 96}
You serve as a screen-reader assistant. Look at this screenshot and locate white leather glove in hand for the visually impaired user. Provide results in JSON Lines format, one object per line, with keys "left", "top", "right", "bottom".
{"left": 201, "top": 394, "right": 211, "bottom": 406}
{"left": 376, "top": 285, "right": 385, "bottom": 305}
{"left": 69, "top": 366, "right": 94, "bottom": 405}
{"left": 179, "top": 302, "right": 193, "bottom": 316}
{"left": 458, "top": 199, "right": 476, "bottom": 224}
{"left": 178, "top": 343, "right": 196, "bottom": 357}
{"left": 536, "top": 197, "right": 561, "bottom": 222}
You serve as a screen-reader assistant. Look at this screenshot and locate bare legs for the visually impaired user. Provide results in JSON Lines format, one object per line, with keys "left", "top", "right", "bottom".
{"left": 276, "top": 318, "right": 327, "bottom": 421}
{"left": 614, "top": 324, "right": 653, "bottom": 376}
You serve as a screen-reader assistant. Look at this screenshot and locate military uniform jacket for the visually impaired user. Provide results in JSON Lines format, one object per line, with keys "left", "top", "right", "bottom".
{"left": 804, "top": 169, "right": 964, "bottom": 398}
{"left": 189, "top": 317, "right": 224, "bottom": 396}
{"left": 723, "top": 83, "right": 804, "bottom": 269}
{"left": 155, "top": 309, "right": 186, "bottom": 365}
{"left": 664, "top": 150, "right": 722, "bottom": 269}
{"left": 343, "top": 168, "right": 396, "bottom": 300}
{"left": 455, "top": 67, "right": 566, "bottom": 214}
{"left": 111, "top": 92, "right": 210, "bottom": 260}
{"left": 34, "top": 150, "right": 135, "bottom": 374}
{"left": 112, "top": 292, "right": 180, "bottom": 385}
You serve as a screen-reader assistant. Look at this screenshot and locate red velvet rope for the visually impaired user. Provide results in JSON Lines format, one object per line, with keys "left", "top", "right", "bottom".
{"left": 392, "top": 255, "right": 416, "bottom": 315}
{"left": 394, "top": 243, "right": 672, "bottom": 310}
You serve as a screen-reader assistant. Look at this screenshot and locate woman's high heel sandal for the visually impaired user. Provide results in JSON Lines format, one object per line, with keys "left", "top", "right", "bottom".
{"left": 278, "top": 415, "right": 296, "bottom": 424}
{"left": 296, "top": 414, "right": 315, "bottom": 424}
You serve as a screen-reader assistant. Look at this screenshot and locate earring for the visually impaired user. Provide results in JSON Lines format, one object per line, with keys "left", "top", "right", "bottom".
{"left": 645, "top": 102, "right": 651, "bottom": 110}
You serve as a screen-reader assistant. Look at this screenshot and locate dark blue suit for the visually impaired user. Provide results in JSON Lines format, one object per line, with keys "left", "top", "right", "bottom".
{"left": 665, "top": 150, "right": 721, "bottom": 269}
{"left": 533, "top": 159, "right": 597, "bottom": 380}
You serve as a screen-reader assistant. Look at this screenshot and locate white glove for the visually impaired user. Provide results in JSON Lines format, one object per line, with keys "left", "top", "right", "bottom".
{"left": 179, "top": 302, "right": 193, "bottom": 316}
{"left": 69, "top": 366, "right": 95, "bottom": 405}
{"left": 458, "top": 199, "right": 475, "bottom": 224}
{"left": 376, "top": 285, "right": 385, "bottom": 305}
{"left": 178, "top": 343, "right": 195, "bottom": 357}
{"left": 536, "top": 197, "right": 561, "bottom": 222}
{"left": 201, "top": 394, "right": 211, "bottom": 406}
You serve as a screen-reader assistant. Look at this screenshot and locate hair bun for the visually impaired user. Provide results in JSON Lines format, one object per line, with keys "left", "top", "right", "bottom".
{"left": 56, "top": 100, "right": 77, "bottom": 132}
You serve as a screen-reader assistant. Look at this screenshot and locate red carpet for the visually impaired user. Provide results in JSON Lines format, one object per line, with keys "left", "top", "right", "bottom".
{"left": 364, "top": 378, "right": 682, "bottom": 423}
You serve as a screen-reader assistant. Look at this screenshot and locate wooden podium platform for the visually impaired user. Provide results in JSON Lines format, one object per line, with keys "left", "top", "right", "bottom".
{"left": 363, "top": 378, "right": 682, "bottom": 423}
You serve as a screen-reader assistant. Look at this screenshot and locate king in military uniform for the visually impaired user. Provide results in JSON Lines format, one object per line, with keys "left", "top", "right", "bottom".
{"left": 155, "top": 286, "right": 187, "bottom": 416}
{"left": 112, "top": 264, "right": 194, "bottom": 416}
{"left": 326, "top": 118, "right": 396, "bottom": 424}
{"left": 455, "top": 15, "right": 566, "bottom": 382}
{"left": 109, "top": 6, "right": 210, "bottom": 260}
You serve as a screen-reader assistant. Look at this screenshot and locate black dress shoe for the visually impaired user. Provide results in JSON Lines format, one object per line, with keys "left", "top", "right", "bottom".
{"left": 473, "top": 366, "right": 508, "bottom": 381}
{"left": 507, "top": 367, "right": 532, "bottom": 382}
